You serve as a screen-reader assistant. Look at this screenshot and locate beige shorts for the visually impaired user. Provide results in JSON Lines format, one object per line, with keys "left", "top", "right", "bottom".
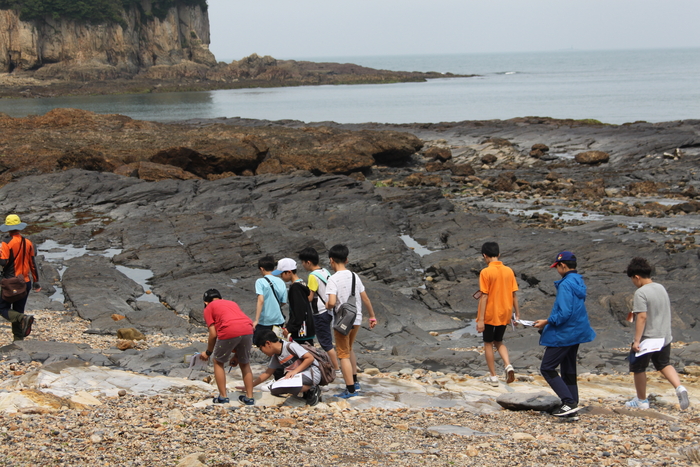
{"left": 334, "top": 325, "right": 360, "bottom": 359}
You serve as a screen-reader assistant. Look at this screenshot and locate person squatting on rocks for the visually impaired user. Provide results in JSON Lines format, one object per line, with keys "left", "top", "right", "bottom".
{"left": 272, "top": 257, "right": 316, "bottom": 346}
{"left": 476, "top": 242, "right": 519, "bottom": 387}
{"left": 0, "top": 214, "right": 41, "bottom": 341}
{"left": 534, "top": 251, "right": 596, "bottom": 420}
{"left": 299, "top": 247, "right": 340, "bottom": 371}
{"left": 624, "top": 257, "right": 690, "bottom": 410}
{"left": 253, "top": 255, "right": 287, "bottom": 342}
{"left": 325, "top": 244, "right": 377, "bottom": 399}
{"left": 199, "top": 289, "right": 255, "bottom": 406}
{"left": 244, "top": 330, "right": 322, "bottom": 406}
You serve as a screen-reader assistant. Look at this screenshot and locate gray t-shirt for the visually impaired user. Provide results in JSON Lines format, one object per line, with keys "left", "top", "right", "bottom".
{"left": 633, "top": 282, "right": 673, "bottom": 346}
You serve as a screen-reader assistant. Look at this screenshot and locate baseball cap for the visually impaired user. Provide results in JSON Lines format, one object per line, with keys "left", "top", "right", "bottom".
{"left": 550, "top": 251, "right": 576, "bottom": 268}
{"left": 272, "top": 258, "right": 297, "bottom": 275}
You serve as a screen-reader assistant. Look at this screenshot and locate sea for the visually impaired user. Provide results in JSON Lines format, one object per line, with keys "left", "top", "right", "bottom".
{"left": 0, "top": 48, "right": 698, "bottom": 124}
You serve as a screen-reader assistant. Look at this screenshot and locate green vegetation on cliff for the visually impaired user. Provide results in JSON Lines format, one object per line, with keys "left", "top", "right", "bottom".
{"left": 0, "top": 0, "right": 207, "bottom": 24}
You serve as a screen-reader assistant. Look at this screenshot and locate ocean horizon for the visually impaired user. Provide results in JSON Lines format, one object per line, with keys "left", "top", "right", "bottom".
{"left": 0, "top": 48, "right": 698, "bottom": 124}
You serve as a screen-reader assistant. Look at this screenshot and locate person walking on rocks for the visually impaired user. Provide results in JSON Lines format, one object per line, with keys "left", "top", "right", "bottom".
{"left": 299, "top": 247, "right": 340, "bottom": 371}
{"left": 199, "top": 289, "right": 255, "bottom": 405}
{"left": 534, "top": 251, "right": 595, "bottom": 419}
{"left": 253, "top": 255, "right": 287, "bottom": 341}
{"left": 0, "top": 215, "right": 41, "bottom": 342}
{"left": 624, "top": 257, "right": 690, "bottom": 410}
{"left": 272, "top": 257, "right": 316, "bottom": 346}
{"left": 476, "top": 242, "right": 519, "bottom": 386}
{"left": 326, "top": 244, "right": 377, "bottom": 399}
{"left": 243, "top": 330, "right": 322, "bottom": 406}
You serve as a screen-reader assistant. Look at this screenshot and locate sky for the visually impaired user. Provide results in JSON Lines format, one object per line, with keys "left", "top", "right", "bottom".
{"left": 207, "top": 0, "right": 700, "bottom": 62}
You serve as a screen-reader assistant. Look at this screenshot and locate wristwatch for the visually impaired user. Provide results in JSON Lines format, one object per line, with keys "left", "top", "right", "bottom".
{"left": 205, "top": 350, "right": 212, "bottom": 357}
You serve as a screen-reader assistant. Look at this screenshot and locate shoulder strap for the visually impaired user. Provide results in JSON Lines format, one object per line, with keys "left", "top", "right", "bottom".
{"left": 349, "top": 272, "right": 356, "bottom": 297}
{"left": 263, "top": 276, "right": 283, "bottom": 311}
{"left": 311, "top": 269, "right": 329, "bottom": 284}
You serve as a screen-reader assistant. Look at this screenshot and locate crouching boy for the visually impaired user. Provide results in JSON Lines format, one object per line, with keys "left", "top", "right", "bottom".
{"left": 243, "top": 330, "right": 322, "bottom": 406}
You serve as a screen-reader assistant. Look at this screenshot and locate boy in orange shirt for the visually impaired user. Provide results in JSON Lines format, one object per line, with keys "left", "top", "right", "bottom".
{"left": 476, "top": 242, "right": 519, "bottom": 386}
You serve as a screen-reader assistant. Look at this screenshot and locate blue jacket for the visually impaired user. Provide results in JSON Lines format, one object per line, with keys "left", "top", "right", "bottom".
{"left": 539, "top": 271, "right": 596, "bottom": 347}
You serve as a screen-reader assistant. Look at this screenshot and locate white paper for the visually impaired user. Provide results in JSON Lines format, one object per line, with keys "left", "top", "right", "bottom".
{"left": 270, "top": 373, "right": 303, "bottom": 390}
{"left": 515, "top": 319, "right": 536, "bottom": 327}
{"left": 188, "top": 353, "right": 208, "bottom": 370}
{"left": 635, "top": 338, "right": 665, "bottom": 357}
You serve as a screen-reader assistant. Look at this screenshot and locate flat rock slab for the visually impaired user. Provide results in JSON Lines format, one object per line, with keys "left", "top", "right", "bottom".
{"left": 426, "top": 425, "right": 496, "bottom": 437}
{"left": 496, "top": 391, "right": 560, "bottom": 411}
{"left": 613, "top": 407, "right": 679, "bottom": 421}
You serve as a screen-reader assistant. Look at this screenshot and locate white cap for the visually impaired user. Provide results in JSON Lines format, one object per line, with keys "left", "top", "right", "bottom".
{"left": 272, "top": 258, "right": 297, "bottom": 275}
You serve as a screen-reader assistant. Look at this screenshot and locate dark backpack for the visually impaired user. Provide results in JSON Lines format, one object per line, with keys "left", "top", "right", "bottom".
{"left": 290, "top": 343, "right": 336, "bottom": 386}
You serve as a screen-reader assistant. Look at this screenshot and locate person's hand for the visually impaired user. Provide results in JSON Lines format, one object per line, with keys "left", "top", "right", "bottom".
{"left": 632, "top": 341, "right": 641, "bottom": 353}
{"left": 33, "top": 282, "right": 41, "bottom": 292}
{"left": 533, "top": 320, "right": 547, "bottom": 329}
{"left": 235, "top": 385, "right": 245, "bottom": 391}
{"left": 282, "top": 328, "right": 289, "bottom": 338}
{"left": 369, "top": 318, "right": 377, "bottom": 329}
{"left": 199, "top": 352, "right": 210, "bottom": 361}
{"left": 476, "top": 321, "right": 485, "bottom": 333}
{"left": 253, "top": 320, "right": 259, "bottom": 328}
{"left": 283, "top": 371, "right": 297, "bottom": 379}
{"left": 229, "top": 355, "right": 239, "bottom": 367}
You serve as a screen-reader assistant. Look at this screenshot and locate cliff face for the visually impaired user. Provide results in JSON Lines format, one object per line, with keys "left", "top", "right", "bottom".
{"left": 0, "top": 2, "right": 216, "bottom": 79}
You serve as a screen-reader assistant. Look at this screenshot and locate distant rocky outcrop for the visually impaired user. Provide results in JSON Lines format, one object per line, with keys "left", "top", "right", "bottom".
{"left": 0, "top": 1, "right": 214, "bottom": 79}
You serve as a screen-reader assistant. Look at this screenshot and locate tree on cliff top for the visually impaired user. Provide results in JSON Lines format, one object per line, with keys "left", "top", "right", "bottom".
{"left": 0, "top": 0, "right": 207, "bottom": 24}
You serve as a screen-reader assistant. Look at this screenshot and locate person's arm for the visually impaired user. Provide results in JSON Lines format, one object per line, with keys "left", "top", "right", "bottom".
{"left": 360, "top": 291, "right": 377, "bottom": 329}
{"left": 199, "top": 324, "right": 217, "bottom": 361}
{"left": 533, "top": 319, "right": 548, "bottom": 329}
{"left": 283, "top": 352, "right": 315, "bottom": 379}
{"left": 632, "top": 312, "right": 647, "bottom": 352}
{"left": 476, "top": 293, "right": 488, "bottom": 333}
{"left": 238, "top": 367, "right": 275, "bottom": 390}
{"left": 512, "top": 291, "right": 520, "bottom": 321}
{"left": 29, "top": 253, "right": 41, "bottom": 291}
{"left": 326, "top": 293, "right": 336, "bottom": 310}
{"left": 254, "top": 294, "right": 264, "bottom": 328}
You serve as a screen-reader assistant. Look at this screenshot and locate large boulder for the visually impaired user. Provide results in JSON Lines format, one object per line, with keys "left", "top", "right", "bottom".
{"left": 575, "top": 150, "right": 610, "bottom": 165}
{"left": 114, "top": 161, "right": 200, "bottom": 181}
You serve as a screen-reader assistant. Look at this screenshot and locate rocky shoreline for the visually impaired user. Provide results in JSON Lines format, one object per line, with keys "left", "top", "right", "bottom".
{"left": 0, "top": 112, "right": 699, "bottom": 464}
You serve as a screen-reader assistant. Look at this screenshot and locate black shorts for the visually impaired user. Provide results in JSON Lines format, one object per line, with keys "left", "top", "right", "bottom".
{"left": 483, "top": 324, "right": 507, "bottom": 343}
{"left": 629, "top": 343, "right": 672, "bottom": 374}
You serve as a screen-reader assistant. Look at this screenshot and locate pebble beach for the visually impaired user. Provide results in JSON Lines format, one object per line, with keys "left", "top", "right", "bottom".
{"left": 1, "top": 311, "right": 700, "bottom": 466}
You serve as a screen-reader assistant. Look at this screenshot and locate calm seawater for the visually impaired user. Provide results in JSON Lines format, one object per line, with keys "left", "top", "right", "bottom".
{"left": 0, "top": 49, "right": 698, "bottom": 124}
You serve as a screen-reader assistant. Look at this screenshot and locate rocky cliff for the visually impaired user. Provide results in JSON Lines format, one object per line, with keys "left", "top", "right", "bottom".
{"left": 0, "top": 1, "right": 216, "bottom": 79}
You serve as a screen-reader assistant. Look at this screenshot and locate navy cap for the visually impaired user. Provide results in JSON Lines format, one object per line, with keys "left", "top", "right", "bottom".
{"left": 550, "top": 251, "right": 576, "bottom": 268}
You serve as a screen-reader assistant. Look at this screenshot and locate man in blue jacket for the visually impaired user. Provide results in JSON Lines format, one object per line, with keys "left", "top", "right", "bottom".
{"left": 534, "top": 251, "right": 596, "bottom": 420}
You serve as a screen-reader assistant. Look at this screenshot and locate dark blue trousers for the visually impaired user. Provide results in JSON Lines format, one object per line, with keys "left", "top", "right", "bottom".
{"left": 540, "top": 344, "right": 580, "bottom": 406}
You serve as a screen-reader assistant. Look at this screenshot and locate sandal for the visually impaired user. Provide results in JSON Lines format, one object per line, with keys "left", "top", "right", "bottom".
{"left": 212, "top": 396, "right": 230, "bottom": 404}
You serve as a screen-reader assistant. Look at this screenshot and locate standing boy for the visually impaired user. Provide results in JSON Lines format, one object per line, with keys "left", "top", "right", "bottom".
{"left": 476, "top": 241, "right": 519, "bottom": 386}
{"left": 534, "top": 251, "right": 596, "bottom": 419}
{"left": 253, "top": 255, "right": 287, "bottom": 341}
{"left": 199, "top": 289, "right": 255, "bottom": 406}
{"left": 624, "top": 257, "right": 689, "bottom": 410}
{"left": 242, "top": 330, "right": 322, "bottom": 406}
{"left": 272, "top": 257, "right": 316, "bottom": 345}
{"left": 299, "top": 247, "right": 339, "bottom": 371}
{"left": 325, "top": 244, "right": 377, "bottom": 399}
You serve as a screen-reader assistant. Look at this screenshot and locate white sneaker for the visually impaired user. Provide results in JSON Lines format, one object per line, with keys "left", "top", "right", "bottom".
{"left": 505, "top": 364, "right": 515, "bottom": 384}
{"left": 483, "top": 375, "right": 499, "bottom": 387}
{"left": 677, "top": 386, "right": 690, "bottom": 410}
{"left": 625, "top": 397, "right": 650, "bottom": 409}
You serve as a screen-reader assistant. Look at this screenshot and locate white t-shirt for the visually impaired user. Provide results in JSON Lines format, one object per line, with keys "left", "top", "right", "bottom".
{"left": 326, "top": 270, "right": 365, "bottom": 326}
{"left": 268, "top": 341, "right": 321, "bottom": 385}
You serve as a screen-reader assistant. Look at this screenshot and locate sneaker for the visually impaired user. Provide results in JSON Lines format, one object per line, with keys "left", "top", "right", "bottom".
{"left": 212, "top": 396, "right": 230, "bottom": 404}
{"left": 483, "top": 375, "right": 499, "bottom": 387}
{"left": 505, "top": 364, "right": 515, "bottom": 384}
{"left": 354, "top": 382, "right": 362, "bottom": 392}
{"left": 566, "top": 412, "right": 580, "bottom": 422}
{"left": 335, "top": 389, "right": 358, "bottom": 399}
{"left": 238, "top": 395, "right": 255, "bottom": 406}
{"left": 21, "top": 315, "right": 34, "bottom": 337}
{"left": 306, "top": 386, "right": 321, "bottom": 406}
{"left": 625, "top": 397, "right": 650, "bottom": 409}
{"left": 552, "top": 403, "right": 581, "bottom": 416}
{"left": 676, "top": 386, "right": 690, "bottom": 411}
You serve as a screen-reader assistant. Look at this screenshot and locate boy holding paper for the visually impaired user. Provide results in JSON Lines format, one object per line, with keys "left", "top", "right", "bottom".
{"left": 625, "top": 257, "right": 689, "bottom": 410}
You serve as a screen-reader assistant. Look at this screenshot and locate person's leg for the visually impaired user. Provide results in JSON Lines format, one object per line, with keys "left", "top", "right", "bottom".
{"left": 213, "top": 359, "right": 227, "bottom": 399}
{"left": 560, "top": 344, "right": 579, "bottom": 404}
{"left": 235, "top": 335, "right": 255, "bottom": 399}
{"left": 335, "top": 330, "right": 354, "bottom": 387}
{"left": 314, "top": 312, "right": 339, "bottom": 369}
{"left": 239, "top": 363, "right": 253, "bottom": 399}
{"left": 348, "top": 325, "right": 360, "bottom": 376}
{"left": 482, "top": 325, "right": 497, "bottom": 376}
{"left": 540, "top": 346, "right": 576, "bottom": 406}
{"left": 494, "top": 342, "right": 511, "bottom": 368}
{"left": 633, "top": 371, "right": 648, "bottom": 400}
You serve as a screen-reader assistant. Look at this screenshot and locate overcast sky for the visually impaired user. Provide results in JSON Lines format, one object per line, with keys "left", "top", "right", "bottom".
{"left": 207, "top": 0, "right": 700, "bottom": 62}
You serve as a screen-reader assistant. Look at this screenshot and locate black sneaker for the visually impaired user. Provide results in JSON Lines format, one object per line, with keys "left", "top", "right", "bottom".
{"left": 238, "top": 395, "right": 254, "bottom": 406}
{"left": 21, "top": 315, "right": 34, "bottom": 337}
{"left": 566, "top": 412, "right": 580, "bottom": 422}
{"left": 552, "top": 403, "right": 581, "bottom": 417}
{"left": 306, "top": 386, "right": 321, "bottom": 407}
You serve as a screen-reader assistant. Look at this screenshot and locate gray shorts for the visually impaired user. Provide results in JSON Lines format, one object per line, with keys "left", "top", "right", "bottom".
{"left": 213, "top": 334, "right": 253, "bottom": 364}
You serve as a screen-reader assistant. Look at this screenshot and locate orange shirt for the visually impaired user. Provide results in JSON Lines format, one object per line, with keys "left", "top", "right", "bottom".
{"left": 1, "top": 234, "right": 37, "bottom": 282}
{"left": 479, "top": 261, "right": 518, "bottom": 326}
